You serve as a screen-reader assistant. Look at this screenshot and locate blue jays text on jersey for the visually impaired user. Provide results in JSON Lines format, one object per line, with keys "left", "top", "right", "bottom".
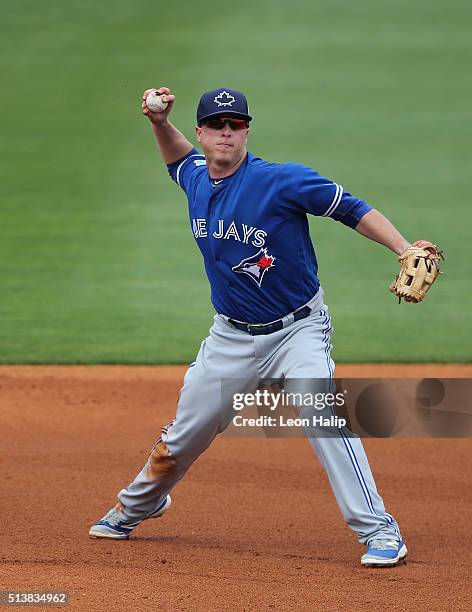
{"left": 167, "top": 148, "right": 372, "bottom": 323}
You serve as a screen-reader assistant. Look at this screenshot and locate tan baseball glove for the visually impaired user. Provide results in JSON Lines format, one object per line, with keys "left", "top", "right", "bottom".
{"left": 390, "top": 240, "right": 444, "bottom": 303}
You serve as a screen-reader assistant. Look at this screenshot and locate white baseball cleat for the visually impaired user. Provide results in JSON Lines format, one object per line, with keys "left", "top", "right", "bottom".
{"left": 89, "top": 495, "right": 172, "bottom": 539}
{"left": 361, "top": 539, "right": 408, "bottom": 567}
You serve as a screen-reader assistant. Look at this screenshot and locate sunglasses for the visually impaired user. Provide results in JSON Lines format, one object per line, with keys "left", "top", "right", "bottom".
{"left": 202, "top": 117, "right": 248, "bottom": 131}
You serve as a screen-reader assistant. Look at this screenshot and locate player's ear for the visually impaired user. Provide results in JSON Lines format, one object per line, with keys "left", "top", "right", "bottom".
{"left": 195, "top": 125, "right": 202, "bottom": 143}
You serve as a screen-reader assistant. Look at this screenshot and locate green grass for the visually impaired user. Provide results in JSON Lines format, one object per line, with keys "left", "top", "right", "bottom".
{"left": 1, "top": 0, "right": 471, "bottom": 362}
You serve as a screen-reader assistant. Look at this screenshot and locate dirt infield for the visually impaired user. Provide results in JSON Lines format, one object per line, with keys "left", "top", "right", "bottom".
{"left": 1, "top": 365, "right": 471, "bottom": 611}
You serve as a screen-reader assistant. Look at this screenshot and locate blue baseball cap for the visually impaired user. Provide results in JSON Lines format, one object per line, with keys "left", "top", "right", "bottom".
{"left": 197, "top": 87, "right": 252, "bottom": 124}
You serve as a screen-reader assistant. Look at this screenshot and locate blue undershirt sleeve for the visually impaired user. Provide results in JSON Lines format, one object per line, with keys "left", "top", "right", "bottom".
{"left": 167, "top": 147, "right": 206, "bottom": 194}
{"left": 330, "top": 194, "right": 372, "bottom": 228}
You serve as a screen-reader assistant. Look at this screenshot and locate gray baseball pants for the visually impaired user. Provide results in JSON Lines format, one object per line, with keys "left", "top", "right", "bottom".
{"left": 117, "top": 289, "right": 402, "bottom": 544}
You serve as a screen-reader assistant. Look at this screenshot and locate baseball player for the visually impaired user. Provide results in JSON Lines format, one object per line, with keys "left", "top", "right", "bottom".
{"left": 89, "top": 86, "right": 412, "bottom": 567}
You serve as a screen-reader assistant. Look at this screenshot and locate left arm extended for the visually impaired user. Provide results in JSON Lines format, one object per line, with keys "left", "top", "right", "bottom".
{"left": 355, "top": 209, "right": 410, "bottom": 255}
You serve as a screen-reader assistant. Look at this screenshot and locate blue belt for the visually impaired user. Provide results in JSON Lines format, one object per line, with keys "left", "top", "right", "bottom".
{"left": 228, "top": 305, "right": 312, "bottom": 336}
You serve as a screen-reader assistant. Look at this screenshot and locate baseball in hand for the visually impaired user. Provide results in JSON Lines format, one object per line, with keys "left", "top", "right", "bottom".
{"left": 145, "top": 90, "right": 168, "bottom": 112}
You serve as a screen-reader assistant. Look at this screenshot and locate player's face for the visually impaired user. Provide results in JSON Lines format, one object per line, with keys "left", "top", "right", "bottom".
{"left": 195, "top": 117, "right": 249, "bottom": 170}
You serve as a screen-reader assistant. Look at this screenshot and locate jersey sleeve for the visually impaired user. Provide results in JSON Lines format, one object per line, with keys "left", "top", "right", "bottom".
{"left": 167, "top": 147, "right": 207, "bottom": 194}
{"left": 278, "top": 162, "right": 373, "bottom": 229}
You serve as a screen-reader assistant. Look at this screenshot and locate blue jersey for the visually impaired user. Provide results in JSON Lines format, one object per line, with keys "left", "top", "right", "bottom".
{"left": 168, "top": 148, "right": 372, "bottom": 323}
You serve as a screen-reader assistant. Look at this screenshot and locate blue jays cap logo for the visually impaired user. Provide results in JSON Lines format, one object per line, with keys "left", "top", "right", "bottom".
{"left": 214, "top": 91, "right": 235, "bottom": 107}
{"left": 232, "top": 248, "right": 275, "bottom": 287}
{"left": 197, "top": 87, "right": 252, "bottom": 124}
